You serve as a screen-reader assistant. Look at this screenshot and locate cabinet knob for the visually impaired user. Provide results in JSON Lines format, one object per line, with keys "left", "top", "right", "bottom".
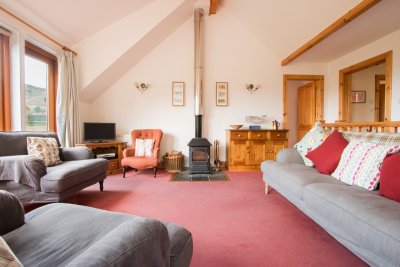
{"left": 257, "top": 134, "right": 261, "bottom": 137}
{"left": 238, "top": 134, "right": 242, "bottom": 137}
{"left": 277, "top": 134, "right": 280, "bottom": 137}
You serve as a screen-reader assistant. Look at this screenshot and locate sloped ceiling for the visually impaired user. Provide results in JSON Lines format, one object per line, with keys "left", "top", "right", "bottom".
{"left": 2, "top": 0, "right": 400, "bottom": 102}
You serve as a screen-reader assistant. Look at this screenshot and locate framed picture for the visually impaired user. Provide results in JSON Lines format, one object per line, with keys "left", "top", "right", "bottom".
{"left": 216, "top": 82, "right": 228, "bottom": 106}
{"left": 172, "top": 82, "right": 185, "bottom": 106}
{"left": 351, "top": 91, "right": 366, "bottom": 103}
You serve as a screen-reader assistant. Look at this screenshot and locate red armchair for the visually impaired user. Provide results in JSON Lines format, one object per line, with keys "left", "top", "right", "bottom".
{"left": 121, "top": 129, "right": 163, "bottom": 178}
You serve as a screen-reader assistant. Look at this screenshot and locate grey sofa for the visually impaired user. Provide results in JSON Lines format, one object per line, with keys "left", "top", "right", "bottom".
{"left": 0, "top": 190, "right": 193, "bottom": 267}
{"left": 0, "top": 131, "right": 109, "bottom": 203}
{"left": 261, "top": 148, "right": 400, "bottom": 266}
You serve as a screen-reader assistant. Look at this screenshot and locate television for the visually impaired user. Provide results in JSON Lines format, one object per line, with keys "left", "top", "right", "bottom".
{"left": 84, "top": 122, "right": 116, "bottom": 142}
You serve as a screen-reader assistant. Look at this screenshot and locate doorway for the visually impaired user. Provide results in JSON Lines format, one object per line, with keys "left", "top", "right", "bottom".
{"left": 283, "top": 75, "right": 324, "bottom": 147}
{"left": 339, "top": 51, "right": 392, "bottom": 122}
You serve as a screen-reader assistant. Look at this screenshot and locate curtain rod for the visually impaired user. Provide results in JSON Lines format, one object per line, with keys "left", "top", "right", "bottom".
{"left": 0, "top": 6, "right": 77, "bottom": 55}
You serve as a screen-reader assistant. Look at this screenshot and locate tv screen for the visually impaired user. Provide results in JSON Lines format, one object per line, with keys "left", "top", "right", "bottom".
{"left": 84, "top": 122, "right": 116, "bottom": 142}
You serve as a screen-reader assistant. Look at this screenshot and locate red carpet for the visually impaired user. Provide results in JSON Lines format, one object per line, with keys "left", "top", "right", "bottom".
{"left": 76, "top": 170, "right": 366, "bottom": 267}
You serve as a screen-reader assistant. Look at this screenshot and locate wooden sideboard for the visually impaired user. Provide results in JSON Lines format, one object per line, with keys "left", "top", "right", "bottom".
{"left": 226, "top": 129, "right": 288, "bottom": 171}
{"left": 76, "top": 141, "right": 127, "bottom": 175}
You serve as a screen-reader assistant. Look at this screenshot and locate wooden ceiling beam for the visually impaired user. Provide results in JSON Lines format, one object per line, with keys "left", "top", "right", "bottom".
{"left": 209, "top": 0, "right": 218, "bottom": 15}
{"left": 281, "top": 0, "right": 381, "bottom": 66}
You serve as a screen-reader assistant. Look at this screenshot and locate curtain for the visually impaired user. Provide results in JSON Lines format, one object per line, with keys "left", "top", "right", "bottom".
{"left": 56, "top": 51, "right": 81, "bottom": 147}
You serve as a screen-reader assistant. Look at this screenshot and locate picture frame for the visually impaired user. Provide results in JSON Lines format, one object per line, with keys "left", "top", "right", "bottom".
{"left": 172, "top": 82, "right": 185, "bottom": 106}
{"left": 216, "top": 82, "right": 228, "bottom": 106}
{"left": 351, "top": 91, "right": 366, "bottom": 103}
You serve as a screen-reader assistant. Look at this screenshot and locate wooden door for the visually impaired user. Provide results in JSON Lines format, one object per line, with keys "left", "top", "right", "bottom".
{"left": 250, "top": 140, "right": 267, "bottom": 166}
{"left": 297, "top": 82, "right": 316, "bottom": 140}
{"left": 229, "top": 140, "right": 249, "bottom": 166}
{"left": 375, "top": 75, "right": 386, "bottom": 122}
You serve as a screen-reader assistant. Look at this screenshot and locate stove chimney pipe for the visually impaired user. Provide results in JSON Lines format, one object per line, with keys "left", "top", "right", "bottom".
{"left": 194, "top": 8, "right": 204, "bottom": 138}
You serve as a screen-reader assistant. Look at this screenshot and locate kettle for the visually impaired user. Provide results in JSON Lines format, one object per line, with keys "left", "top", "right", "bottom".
{"left": 272, "top": 120, "right": 280, "bottom": 130}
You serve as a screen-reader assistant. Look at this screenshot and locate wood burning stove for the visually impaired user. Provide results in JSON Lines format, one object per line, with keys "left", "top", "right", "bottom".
{"left": 188, "top": 138, "right": 211, "bottom": 174}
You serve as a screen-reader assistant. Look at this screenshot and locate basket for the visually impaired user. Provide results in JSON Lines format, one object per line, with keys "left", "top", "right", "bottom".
{"left": 163, "top": 151, "right": 184, "bottom": 173}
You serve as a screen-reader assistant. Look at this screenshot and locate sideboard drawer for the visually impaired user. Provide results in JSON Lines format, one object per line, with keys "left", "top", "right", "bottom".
{"left": 108, "top": 159, "right": 119, "bottom": 170}
{"left": 230, "top": 131, "right": 248, "bottom": 140}
{"left": 270, "top": 131, "right": 287, "bottom": 140}
{"left": 249, "top": 131, "right": 268, "bottom": 140}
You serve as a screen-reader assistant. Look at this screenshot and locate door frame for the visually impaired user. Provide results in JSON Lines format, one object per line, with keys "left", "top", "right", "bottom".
{"left": 339, "top": 51, "right": 392, "bottom": 122}
{"left": 282, "top": 74, "right": 324, "bottom": 129}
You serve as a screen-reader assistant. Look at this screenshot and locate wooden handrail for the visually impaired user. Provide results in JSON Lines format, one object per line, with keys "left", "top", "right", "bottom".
{"left": 320, "top": 121, "right": 400, "bottom": 133}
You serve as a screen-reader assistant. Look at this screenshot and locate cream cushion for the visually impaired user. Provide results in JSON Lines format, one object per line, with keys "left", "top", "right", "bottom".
{"left": 27, "top": 137, "right": 62, "bottom": 167}
{"left": 135, "top": 139, "right": 155, "bottom": 157}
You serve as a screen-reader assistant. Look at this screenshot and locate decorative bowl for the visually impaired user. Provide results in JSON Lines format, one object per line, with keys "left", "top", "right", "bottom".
{"left": 230, "top": 124, "right": 243, "bottom": 130}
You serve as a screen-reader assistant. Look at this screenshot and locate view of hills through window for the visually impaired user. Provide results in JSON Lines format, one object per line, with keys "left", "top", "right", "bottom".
{"left": 25, "top": 55, "right": 48, "bottom": 131}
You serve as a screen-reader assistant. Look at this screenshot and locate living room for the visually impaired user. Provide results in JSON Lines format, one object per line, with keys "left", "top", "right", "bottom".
{"left": 1, "top": 0, "right": 400, "bottom": 266}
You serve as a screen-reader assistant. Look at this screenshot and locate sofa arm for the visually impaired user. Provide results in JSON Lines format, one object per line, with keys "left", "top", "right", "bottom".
{"left": 0, "top": 190, "right": 25, "bottom": 235}
{"left": 276, "top": 148, "right": 305, "bottom": 165}
{"left": 65, "top": 218, "right": 170, "bottom": 267}
{"left": 0, "top": 155, "right": 46, "bottom": 190}
{"left": 59, "top": 147, "right": 94, "bottom": 161}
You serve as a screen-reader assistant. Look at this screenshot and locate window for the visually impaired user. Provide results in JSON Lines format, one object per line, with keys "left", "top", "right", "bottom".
{"left": 0, "top": 29, "right": 11, "bottom": 131}
{"left": 24, "top": 42, "right": 57, "bottom": 131}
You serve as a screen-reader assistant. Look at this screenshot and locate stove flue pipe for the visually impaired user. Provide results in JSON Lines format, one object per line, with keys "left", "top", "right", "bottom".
{"left": 194, "top": 8, "right": 204, "bottom": 138}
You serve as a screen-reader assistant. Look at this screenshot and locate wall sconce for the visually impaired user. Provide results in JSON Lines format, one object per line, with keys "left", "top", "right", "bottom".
{"left": 135, "top": 82, "right": 150, "bottom": 93}
{"left": 245, "top": 83, "right": 260, "bottom": 94}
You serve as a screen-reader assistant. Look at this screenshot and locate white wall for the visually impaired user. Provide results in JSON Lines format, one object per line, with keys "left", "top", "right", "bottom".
{"left": 350, "top": 63, "right": 385, "bottom": 122}
{"left": 87, "top": 8, "right": 282, "bottom": 164}
{"left": 325, "top": 29, "right": 400, "bottom": 122}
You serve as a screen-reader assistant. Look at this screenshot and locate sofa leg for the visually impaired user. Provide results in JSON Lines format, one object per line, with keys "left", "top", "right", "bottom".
{"left": 154, "top": 167, "right": 157, "bottom": 178}
{"left": 99, "top": 180, "right": 104, "bottom": 192}
{"left": 265, "top": 183, "right": 270, "bottom": 195}
{"left": 123, "top": 167, "right": 126, "bottom": 178}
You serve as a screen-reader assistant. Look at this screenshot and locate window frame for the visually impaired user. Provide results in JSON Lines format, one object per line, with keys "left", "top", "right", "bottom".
{"left": 25, "top": 41, "right": 58, "bottom": 132}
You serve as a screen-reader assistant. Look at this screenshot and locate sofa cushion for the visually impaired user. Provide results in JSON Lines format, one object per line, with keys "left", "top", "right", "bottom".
{"left": 27, "top": 137, "right": 62, "bottom": 167}
{"left": 341, "top": 131, "right": 400, "bottom": 145}
{"left": 3, "top": 203, "right": 171, "bottom": 267}
{"left": 41, "top": 159, "right": 108, "bottom": 193}
{"left": 0, "top": 190, "right": 24, "bottom": 235}
{"left": 380, "top": 154, "right": 400, "bottom": 202}
{"left": 303, "top": 183, "right": 400, "bottom": 265}
{"left": 306, "top": 130, "right": 348, "bottom": 175}
{"left": 294, "top": 121, "right": 328, "bottom": 167}
{"left": 135, "top": 139, "right": 155, "bottom": 157}
{"left": 261, "top": 161, "right": 342, "bottom": 200}
{"left": 0, "top": 236, "right": 23, "bottom": 267}
{"left": 332, "top": 140, "right": 400, "bottom": 190}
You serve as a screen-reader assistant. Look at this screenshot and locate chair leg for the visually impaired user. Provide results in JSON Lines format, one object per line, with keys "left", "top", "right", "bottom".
{"left": 154, "top": 167, "right": 157, "bottom": 178}
{"left": 99, "top": 180, "right": 104, "bottom": 192}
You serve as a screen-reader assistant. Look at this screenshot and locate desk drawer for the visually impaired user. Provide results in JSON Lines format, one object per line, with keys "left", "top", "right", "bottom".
{"left": 249, "top": 131, "right": 268, "bottom": 140}
{"left": 270, "top": 131, "right": 286, "bottom": 140}
{"left": 230, "top": 131, "right": 248, "bottom": 140}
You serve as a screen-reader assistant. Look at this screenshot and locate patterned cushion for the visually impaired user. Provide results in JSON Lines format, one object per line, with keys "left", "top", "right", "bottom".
{"left": 294, "top": 121, "right": 329, "bottom": 166}
{"left": 0, "top": 236, "right": 23, "bottom": 267}
{"left": 331, "top": 140, "right": 400, "bottom": 190}
{"left": 27, "top": 137, "right": 62, "bottom": 167}
{"left": 341, "top": 131, "right": 400, "bottom": 146}
{"left": 135, "top": 139, "right": 155, "bottom": 157}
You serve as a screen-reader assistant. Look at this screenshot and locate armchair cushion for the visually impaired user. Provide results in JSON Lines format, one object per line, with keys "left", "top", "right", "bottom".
{"left": 27, "top": 137, "right": 62, "bottom": 167}
{"left": 0, "top": 155, "right": 46, "bottom": 190}
{"left": 0, "top": 236, "right": 23, "bottom": 267}
{"left": 0, "top": 190, "right": 24, "bottom": 235}
{"left": 135, "top": 139, "right": 155, "bottom": 157}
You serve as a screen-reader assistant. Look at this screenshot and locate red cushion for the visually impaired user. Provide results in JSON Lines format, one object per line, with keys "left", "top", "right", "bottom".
{"left": 380, "top": 154, "right": 400, "bottom": 202}
{"left": 305, "top": 130, "right": 348, "bottom": 175}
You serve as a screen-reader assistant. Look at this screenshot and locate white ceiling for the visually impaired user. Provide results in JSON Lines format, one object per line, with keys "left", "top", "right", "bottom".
{"left": 12, "top": 0, "right": 155, "bottom": 44}
{"left": 2, "top": 0, "right": 400, "bottom": 64}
